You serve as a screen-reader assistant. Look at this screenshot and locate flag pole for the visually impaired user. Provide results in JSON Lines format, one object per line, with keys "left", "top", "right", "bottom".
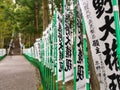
{"left": 48, "top": 30, "right": 50, "bottom": 90}
{"left": 50, "top": 30, "right": 53, "bottom": 90}
{"left": 54, "top": 9, "right": 59, "bottom": 90}
{"left": 82, "top": 17, "right": 90, "bottom": 90}
{"left": 73, "top": 0, "right": 77, "bottom": 90}
{"left": 52, "top": 19, "right": 55, "bottom": 90}
{"left": 62, "top": 0, "right": 66, "bottom": 90}
{"left": 112, "top": 0, "right": 120, "bottom": 68}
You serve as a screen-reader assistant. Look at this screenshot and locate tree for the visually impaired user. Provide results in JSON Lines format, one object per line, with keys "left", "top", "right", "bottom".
{"left": 42, "top": 0, "right": 49, "bottom": 31}
{"left": 15, "top": 0, "right": 43, "bottom": 47}
{"left": 0, "top": 0, "right": 15, "bottom": 48}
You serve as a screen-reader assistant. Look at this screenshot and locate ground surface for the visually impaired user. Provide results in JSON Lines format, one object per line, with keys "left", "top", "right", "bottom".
{"left": 0, "top": 55, "right": 39, "bottom": 90}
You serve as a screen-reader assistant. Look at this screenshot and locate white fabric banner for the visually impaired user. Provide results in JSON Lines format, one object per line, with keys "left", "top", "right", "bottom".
{"left": 57, "top": 12, "right": 63, "bottom": 81}
{"left": 30, "top": 46, "right": 34, "bottom": 58}
{"left": 43, "top": 31, "right": 47, "bottom": 66}
{"left": 64, "top": 11, "right": 74, "bottom": 82}
{"left": 34, "top": 42, "right": 40, "bottom": 61}
{"left": 79, "top": 0, "right": 120, "bottom": 90}
{"left": 36, "top": 39, "right": 41, "bottom": 61}
{"left": 0, "top": 49, "right": 6, "bottom": 56}
{"left": 76, "top": 2, "right": 86, "bottom": 90}
{"left": 57, "top": 10, "right": 74, "bottom": 82}
{"left": 27, "top": 48, "right": 31, "bottom": 57}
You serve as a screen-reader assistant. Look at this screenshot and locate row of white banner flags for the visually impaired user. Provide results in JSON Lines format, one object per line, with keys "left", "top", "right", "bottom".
{"left": 79, "top": 0, "right": 120, "bottom": 90}
{"left": 23, "top": 0, "right": 120, "bottom": 90}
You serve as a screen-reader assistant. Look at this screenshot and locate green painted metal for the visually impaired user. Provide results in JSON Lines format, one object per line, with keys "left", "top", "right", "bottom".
{"left": 112, "top": 0, "right": 120, "bottom": 68}
{"left": 62, "top": 0, "right": 66, "bottom": 90}
{"left": 46, "top": 37, "right": 48, "bottom": 90}
{"left": 54, "top": 9, "right": 59, "bottom": 90}
{"left": 52, "top": 21, "right": 55, "bottom": 90}
{"left": 82, "top": 18, "right": 90, "bottom": 90}
{"left": 50, "top": 32, "right": 53, "bottom": 90}
{"left": 73, "top": 0, "right": 77, "bottom": 90}
{"left": 0, "top": 55, "right": 6, "bottom": 61}
{"left": 43, "top": 39, "right": 46, "bottom": 90}
{"left": 52, "top": 10, "right": 59, "bottom": 90}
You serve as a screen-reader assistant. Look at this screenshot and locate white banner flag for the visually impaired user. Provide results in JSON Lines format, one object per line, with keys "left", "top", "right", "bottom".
{"left": 57, "top": 12, "right": 63, "bottom": 81}
{"left": 79, "top": 0, "right": 120, "bottom": 90}
{"left": 64, "top": 11, "right": 74, "bottom": 82}
{"left": 36, "top": 39, "right": 41, "bottom": 61}
{"left": 76, "top": 2, "right": 86, "bottom": 90}
{"left": 34, "top": 41, "right": 41, "bottom": 61}
{"left": 43, "top": 31, "right": 48, "bottom": 67}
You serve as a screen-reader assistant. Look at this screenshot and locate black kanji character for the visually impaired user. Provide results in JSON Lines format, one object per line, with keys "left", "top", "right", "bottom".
{"left": 76, "top": 65, "right": 84, "bottom": 81}
{"left": 96, "top": 65, "right": 101, "bottom": 70}
{"left": 58, "top": 15, "right": 62, "bottom": 23}
{"left": 96, "top": 47, "right": 101, "bottom": 54}
{"left": 93, "top": 0, "right": 113, "bottom": 18}
{"left": 77, "top": 35, "right": 82, "bottom": 47}
{"left": 99, "top": 16, "right": 115, "bottom": 41}
{"left": 93, "top": 40, "right": 100, "bottom": 46}
{"left": 59, "top": 62, "right": 63, "bottom": 72}
{"left": 65, "top": 36, "right": 71, "bottom": 45}
{"left": 65, "top": 59, "right": 72, "bottom": 71}
{"left": 77, "top": 49, "right": 83, "bottom": 63}
{"left": 104, "top": 0, "right": 113, "bottom": 13}
{"left": 111, "top": 39, "right": 118, "bottom": 71}
{"left": 58, "top": 38, "right": 62, "bottom": 50}
{"left": 59, "top": 49, "right": 62, "bottom": 60}
{"left": 108, "top": 73, "right": 120, "bottom": 90}
{"left": 103, "top": 39, "right": 118, "bottom": 71}
{"left": 93, "top": 0, "right": 104, "bottom": 18}
{"left": 66, "top": 45, "right": 72, "bottom": 58}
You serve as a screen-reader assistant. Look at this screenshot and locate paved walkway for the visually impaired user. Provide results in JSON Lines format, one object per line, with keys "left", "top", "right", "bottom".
{"left": 0, "top": 55, "right": 39, "bottom": 90}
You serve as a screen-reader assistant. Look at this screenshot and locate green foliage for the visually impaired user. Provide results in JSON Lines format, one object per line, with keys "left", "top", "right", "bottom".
{"left": 54, "top": 0, "right": 61, "bottom": 11}
{"left": 15, "top": 0, "right": 43, "bottom": 47}
{"left": 0, "top": 0, "right": 15, "bottom": 48}
{"left": 0, "top": 0, "right": 44, "bottom": 48}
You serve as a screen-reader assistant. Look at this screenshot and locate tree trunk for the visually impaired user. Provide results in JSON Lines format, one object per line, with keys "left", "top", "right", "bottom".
{"left": 35, "top": 0, "right": 39, "bottom": 38}
{"left": 87, "top": 36, "right": 100, "bottom": 90}
{"left": 52, "top": 0, "right": 54, "bottom": 16}
{"left": 42, "top": 0, "right": 49, "bottom": 31}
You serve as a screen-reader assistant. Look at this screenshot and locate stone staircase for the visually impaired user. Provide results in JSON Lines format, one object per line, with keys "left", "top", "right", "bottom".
{"left": 12, "top": 37, "right": 21, "bottom": 55}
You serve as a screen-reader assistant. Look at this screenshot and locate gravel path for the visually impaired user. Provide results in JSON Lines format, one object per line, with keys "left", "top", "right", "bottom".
{"left": 0, "top": 55, "right": 39, "bottom": 90}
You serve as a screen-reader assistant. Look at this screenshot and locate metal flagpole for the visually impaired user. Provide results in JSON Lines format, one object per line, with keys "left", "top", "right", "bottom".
{"left": 73, "top": 0, "right": 77, "bottom": 90}
{"left": 48, "top": 30, "right": 50, "bottom": 90}
{"left": 53, "top": 9, "right": 58, "bottom": 90}
{"left": 82, "top": 17, "right": 90, "bottom": 90}
{"left": 62, "top": 0, "right": 66, "bottom": 90}
{"left": 48, "top": 30, "right": 51, "bottom": 90}
{"left": 50, "top": 30, "right": 53, "bottom": 90}
{"left": 52, "top": 20, "right": 55, "bottom": 90}
{"left": 44, "top": 35, "right": 47, "bottom": 90}
{"left": 112, "top": 0, "right": 120, "bottom": 68}
{"left": 41, "top": 38, "right": 45, "bottom": 90}
{"left": 55, "top": 10, "right": 59, "bottom": 90}
{"left": 46, "top": 32, "right": 49, "bottom": 90}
